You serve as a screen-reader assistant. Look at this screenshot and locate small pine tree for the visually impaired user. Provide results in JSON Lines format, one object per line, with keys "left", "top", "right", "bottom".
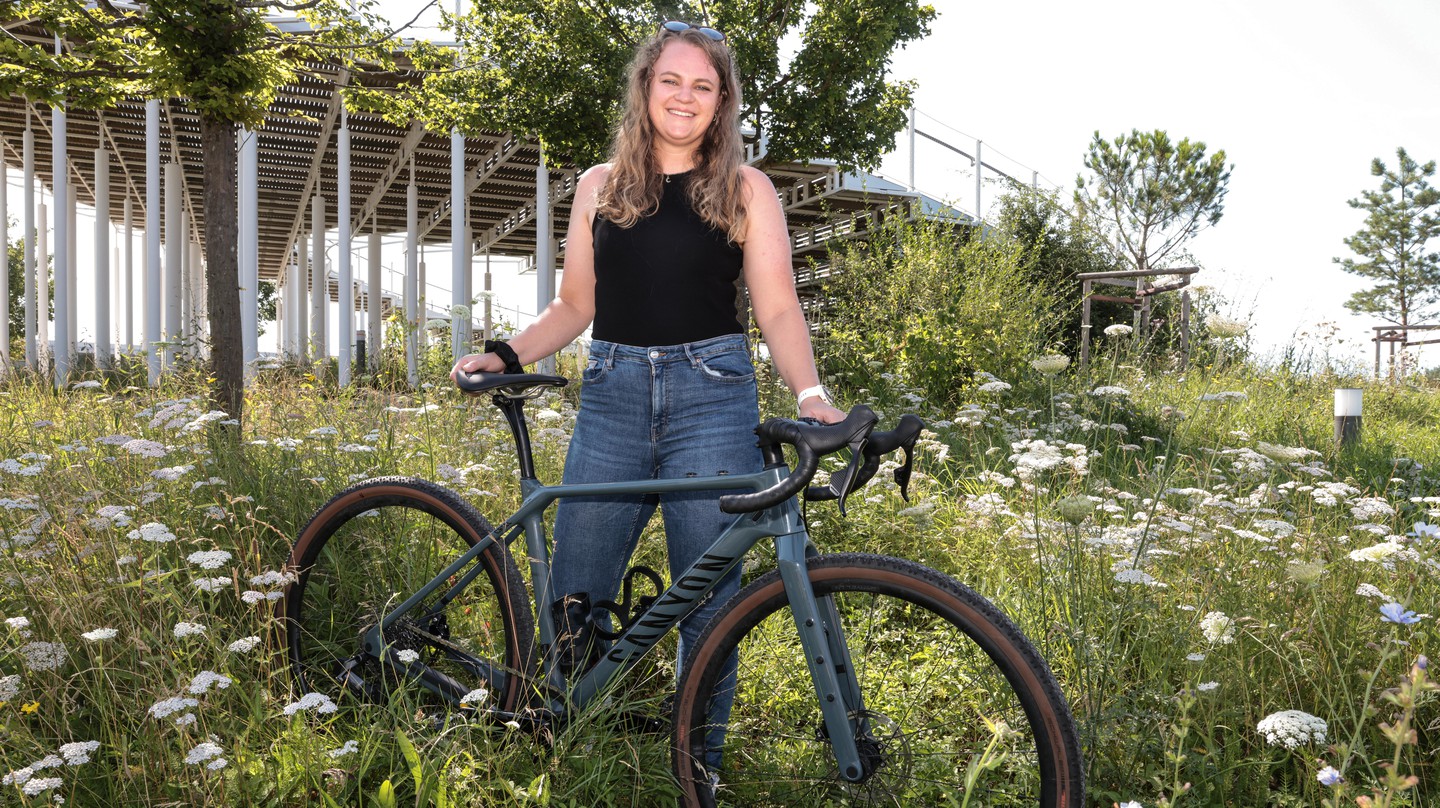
{"left": 1335, "top": 148, "right": 1440, "bottom": 329}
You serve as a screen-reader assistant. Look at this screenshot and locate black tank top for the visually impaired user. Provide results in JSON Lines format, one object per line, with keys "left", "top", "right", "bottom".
{"left": 591, "top": 171, "right": 745, "bottom": 346}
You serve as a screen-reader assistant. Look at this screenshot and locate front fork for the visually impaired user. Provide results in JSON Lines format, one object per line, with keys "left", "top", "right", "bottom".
{"left": 775, "top": 532, "right": 870, "bottom": 783}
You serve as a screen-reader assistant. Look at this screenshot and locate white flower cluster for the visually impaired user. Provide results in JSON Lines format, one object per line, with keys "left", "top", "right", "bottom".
{"left": 1090, "top": 386, "right": 1131, "bottom": 398}
{"left": 282, "top": 692, "right": 338, "bottom": 716}
{"left": 119, "top": 438, "right": 168, "bottom": 458}
{"left": 1312, "top": 481, "right": 1359, "bottom": 507}
{"left": 187, "top": 550, "right": 233, "bottom": 570}
{"left": 81, "top": 627, "right": 118, "bottom": 642}
{"left": 241, "top": 569, "right": 296, "bottom": 604}
{"left": 228, "top": 636, "right": 262, "bottom": 654}
{"left": 185, "top": 740, "right": 226, "bottom": 770}
{"left": 173, "top": 621, "right": 207, "bottom": 639}
{"left": 1199, "top": 611, "right": 1236, "bottom": 645}
{"left": 1256, "top": 709, "right": 1327, "bottom": 748}
{"left": 19, "top": 641, "right": 68, "bottom": 671}
{"left": 187, "top": 671, "right": 233, "bottom": 694}
{"left": 1347, "top": 541, "right": 1418, "bottom": 569}
{"left": 327, "top": 740, "right": 359, "bottom": 759}
{"left": 0, "top": 674, "right": 20, "bottom": 701}
{"left": 150, "top": 464, "right": 195, "bottom": 481}
{"left": 193, "top": 577, "right": 231, "bottom": 593}
{"left": 1350, "top": 497, "right": 1395, "bottom": 522}
{"left": 1008, "top": 440, "right": 1089, "bottom": 481}
{"left": 149, "top": 696, "right": 199, "bottom": 721}
{"left": 1255, "top": 442, "right": 1317, "bottom": 464}
{"left": 127, "top": 522, "right": 177, "bottom": 543}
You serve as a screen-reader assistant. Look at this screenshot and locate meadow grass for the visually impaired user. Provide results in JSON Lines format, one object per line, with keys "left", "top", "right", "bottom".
{"left": 0, "top": 342, "right": 1435, "bottom": 807}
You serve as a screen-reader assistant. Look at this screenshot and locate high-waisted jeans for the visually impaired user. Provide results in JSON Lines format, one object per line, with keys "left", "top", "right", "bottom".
{"left": 550, "top": 333, "right": 760, "bottom": 769}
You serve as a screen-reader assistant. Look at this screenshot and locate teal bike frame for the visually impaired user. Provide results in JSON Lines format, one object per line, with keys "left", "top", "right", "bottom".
{"left": 358, "top": 459, "right": 875, "bottom": 783}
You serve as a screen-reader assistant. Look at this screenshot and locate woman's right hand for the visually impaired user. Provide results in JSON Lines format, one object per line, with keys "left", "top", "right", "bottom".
{"left": 450, "top": 352, "right": 505, "bottom": 382}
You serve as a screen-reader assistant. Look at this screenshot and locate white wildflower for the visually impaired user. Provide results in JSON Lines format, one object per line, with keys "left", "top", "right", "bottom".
{"left": 81, "top": 628, "right": 118, "bottom": 642}
{"left": 1090, "top": 385, "right": 1131, "bottom": 398}
{"left": 0, "top": 674, "right": 21, "bottom": 701}
{"left": 173, "top": 621, "right": 207, "bottom": 639}
{"left": 150, "top": 464, "right": 195, "bottom": 481}
{"left": 327, "top": 740, "right": 359, "bottom": 759}
{"left": 186, "top": 550, "right": 232, "bottom": 570}
{"left": 185, "top": 741, "right": 224, "bottom": 765}
{"left": 119, "top": 439, "right": 168, "bottom": 458}
{"left": 241, "top": 590, "right": 284, "bottom": 604}
{"left": 187, "top": 671, "right": 233, "bottom": 694}
{"left": 1199, "top": 611, "right": 1236, "bottom": 645}
{"left": 1104, "top": 324, "right": 1133, "bottom": 337}
{"left": 1207, "top": 315, "right": 1249, "bottom": 338}
{"left": 1196, "top": 681, "right": 1219, "bottom": 692}
{"left": 193, "top": 577, "right": 232, "bottom": 593}
{"left": 1256, "top": 443, "right": 1317, "bottom": 464}
{"left": 1350, "top": 497, "right": 1395, "bottom": 522}
{"left": 1256, "top": 709, "right": 1327, "bottom": 748}
{"left": 460, "top": 687, "right": 490, "bottom": 707}
{"left": 977, "top": 381, "right": 1011, "bottom": 394}
{"left": 282, "top": 692, "right": 338, "bottom": 716}
{"left": 148, "top": 696, "right": 199, "bottom": 720}
{"left": 19, "top": 641, "right": 68, "bottom": 671}
{"left": 227, "top": 636, "right": 262, "bottom": 654}
{"left": 127, "top": 522, "right": 177, "bottom": 543}
{"left": 1030, "top": 354, "right": 1070, "bottom": 375}
{"left": 59, "top": 741, "right": 99, "bottom": 765}
{"left": 22, "top": 777, "right": 63, "bottom": 796}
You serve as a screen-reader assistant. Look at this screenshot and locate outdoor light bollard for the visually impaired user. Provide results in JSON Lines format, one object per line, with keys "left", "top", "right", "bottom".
{"left": 1335, "top": 388, "right": 1362, "bottom": 448}
{"left": 355, "top": 329, "right": 367, "bottom": 376}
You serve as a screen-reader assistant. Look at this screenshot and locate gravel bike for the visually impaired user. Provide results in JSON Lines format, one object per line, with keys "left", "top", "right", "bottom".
{"left": 284, "top": 370, "right": 1084, "bottom": 806}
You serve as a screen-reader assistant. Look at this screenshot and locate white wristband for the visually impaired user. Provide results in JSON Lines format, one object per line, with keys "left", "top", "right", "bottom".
{"left": 797, "top": 384, "right": 831, "bottom": 408}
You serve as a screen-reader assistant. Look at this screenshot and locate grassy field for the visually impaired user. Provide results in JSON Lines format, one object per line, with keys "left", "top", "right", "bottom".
{"left": 0, "top": 343, "right": 1436, "bottom": 806}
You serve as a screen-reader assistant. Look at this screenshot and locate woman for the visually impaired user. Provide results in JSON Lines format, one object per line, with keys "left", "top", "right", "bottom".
{"left": 450, "top": 19, "right": 844, "bottom": 772}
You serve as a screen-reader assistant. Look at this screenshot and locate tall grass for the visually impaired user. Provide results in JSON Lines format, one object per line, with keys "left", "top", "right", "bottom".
{"left": 2, "top": 308, "right": 1438, "bottom": 804}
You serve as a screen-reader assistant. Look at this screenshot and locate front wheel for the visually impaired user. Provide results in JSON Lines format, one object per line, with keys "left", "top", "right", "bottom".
{"left": 284, "top": 477, "right": 535, "bottom": 714}
{"left": 672, "top": 553, "right": 1083, "bottom": 807}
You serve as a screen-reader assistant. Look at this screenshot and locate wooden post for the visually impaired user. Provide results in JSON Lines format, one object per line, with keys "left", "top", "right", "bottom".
{"left": 1079, "top": 279, "right": 1093, "bottom": 373}
{"left": 1180, "top": 290, "right": 1191, "bottom": 370}
{"left": 1374, "top": 333, "right": 1381, "bottom": 379}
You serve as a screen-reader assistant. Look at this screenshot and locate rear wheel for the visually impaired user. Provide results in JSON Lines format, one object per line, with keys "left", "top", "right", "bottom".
{"left": 284, "top": 477, "right": 535, "bottom": 714}
{"left": 672, "top": 553, "right": 1083, "bottom": 807}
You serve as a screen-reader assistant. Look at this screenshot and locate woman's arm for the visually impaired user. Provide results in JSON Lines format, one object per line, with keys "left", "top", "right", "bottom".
{"left": 739, "top": 166, "right": 846, "bottom": 423}
{"left": 451, "top": 165, "right": 609, "bottom": 376}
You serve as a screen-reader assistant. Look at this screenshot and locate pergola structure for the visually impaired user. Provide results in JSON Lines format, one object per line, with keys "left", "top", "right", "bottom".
{"left": 0, "top": 16, "right": 963, "bottom": 388}
{"left": 1371, "top": 324, "right": 1440, "bottom": 379}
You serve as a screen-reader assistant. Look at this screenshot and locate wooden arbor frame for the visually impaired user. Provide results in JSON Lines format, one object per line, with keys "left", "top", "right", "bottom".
{"left": 1078, "top": 267, "right": 1199, "bottom": 372}
{"left": 1371, "top": 324, "right": 1440, "bottom": 379}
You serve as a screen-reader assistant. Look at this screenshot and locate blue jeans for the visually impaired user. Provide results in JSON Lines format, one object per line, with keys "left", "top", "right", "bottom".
{"left": 550, "top": 333, "right": 760, "bottom": 768}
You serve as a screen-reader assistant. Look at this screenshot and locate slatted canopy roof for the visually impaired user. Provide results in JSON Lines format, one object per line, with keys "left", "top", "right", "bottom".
{"left": 0, "top": 15, "right": 965, "bottom": 288}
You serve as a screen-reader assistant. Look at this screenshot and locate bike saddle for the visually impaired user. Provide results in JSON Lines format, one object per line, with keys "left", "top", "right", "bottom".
{"left": 455, "top": 371, "right": 568, "bottom": 398}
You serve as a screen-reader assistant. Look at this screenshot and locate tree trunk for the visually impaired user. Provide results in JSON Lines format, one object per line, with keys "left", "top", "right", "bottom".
{"left": 199, "top": 114, "right": 243, "bottom": 427}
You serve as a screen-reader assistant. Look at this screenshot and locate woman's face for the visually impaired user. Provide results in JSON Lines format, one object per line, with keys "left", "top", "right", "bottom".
{"left": 647, "top": 39, "right": 722, "bottom": 155}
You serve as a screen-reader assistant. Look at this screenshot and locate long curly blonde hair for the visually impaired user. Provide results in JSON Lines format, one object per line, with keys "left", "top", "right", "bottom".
{"left": 596, "top": 25, "right": 747, "bottom": 244}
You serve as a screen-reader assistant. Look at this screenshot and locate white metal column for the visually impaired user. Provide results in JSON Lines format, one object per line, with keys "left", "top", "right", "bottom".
{"left": 405, "top": 171, "right": 418, "bottom": 387}
{"left": 52, "top": 101, "right": 69, "bottom": 385}
{"left": 22, "top": 124, "right": 35, "bottom": 369}
{"left": 66, "top": 182, "right": 77, "bottom": 362}
{"left": 451, "top": 128, "right": 466, "bottom": 362}
{"left": 123, "top": 197, "right": 133, "bottom": 353}
{"left": 310, "top": 196, "right": 326, "bottom": 363}
{"left": 179, "top": 209, "right": 191, "bottom": 347}
{"left": 145, "top": 99, "right": 162, "bottom": 384}
{"left": 337, "top": 117, "right": 353, "bottom": 385}
{"left": 239, "top": 128, "right": 258, "bottom": 378}
{"left": 189, "top": 241, "right": 205, "bottom": 353}
{"left": 94, "top": 147, "right": 110, "bottom": 367}
{"left": 295, "top": 233, "right": 308, "bottom": 362}
{"left": 163, "top": 161, "right": 182, "bottom": 369}
{"left": 37, "top": 200, "right": 48, "bottom": 370}
{"left": 367, "top": 231, "right": 381, "bottom": 373}
{"left": 535, "top": 149, "right": 553, "bottom": 374}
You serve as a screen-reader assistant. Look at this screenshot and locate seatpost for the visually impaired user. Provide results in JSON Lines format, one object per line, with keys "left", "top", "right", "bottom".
{"left": 493, "top": 394, "right": 538, "bottom": 480}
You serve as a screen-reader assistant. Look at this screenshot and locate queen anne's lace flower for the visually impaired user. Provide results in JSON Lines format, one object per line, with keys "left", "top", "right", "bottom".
{"left": 187, "top": 671, "right": 233, "bottom": 694}
{"left": 1199, "top": 611, "right": 1236, "bottom": 645}
{"left": 227, "top": 636, "right": 262, "bottom": 654}
{"left": 282, "top": 692, "right": 337, "bottom": 716}
{"left": 82, "top": 628, "right": 118, "bottom": 642}
{"left": 1030, "top": 355, "right": 1070, "bottom": 374}
{"left": 19, "top": 641, "right": 67, "bottom": 671}
{"left": 185, "top": 741, "right": 223, "bottom": 765}
{"left": 148, "top": 696, "right": 199, "bottom": 720}
{"left": 1104, "top": 324, "right": 1133, "bottom": 337}
{"left": 1257, "top": 709, "right": 1327, "bottom": 748}
{"left": 127, "top": 522, "right": 177, "bottom": 543}
{"left": 1350, "top": 497, "right": 1396, "bottom": 522}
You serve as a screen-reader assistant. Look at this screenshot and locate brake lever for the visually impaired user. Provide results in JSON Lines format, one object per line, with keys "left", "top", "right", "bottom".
{"left": 893, "top": 435, "right": 919, "bottom": 502}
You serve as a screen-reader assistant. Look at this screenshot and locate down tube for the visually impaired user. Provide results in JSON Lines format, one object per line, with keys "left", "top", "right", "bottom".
{"left": 566, "top": 514, "right": 784, "bottom": 707}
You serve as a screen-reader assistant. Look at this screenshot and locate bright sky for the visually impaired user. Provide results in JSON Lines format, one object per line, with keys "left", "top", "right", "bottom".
{"left": 874, "top": 0, "right": 1440, "bottom": 370}
{"left": 15, "top": 1, "right": 1438, "bottom": 370}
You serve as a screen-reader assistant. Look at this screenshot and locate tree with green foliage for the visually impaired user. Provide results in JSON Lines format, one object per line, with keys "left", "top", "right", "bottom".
{"left": 1075, "top": 129, "right": 1231, "bottom": 274}
{"left": 350, "top": 0, "right": 936, "bottom": 170}
{"left": 1334, "top": 147, "right": 1440, "bottom": 329}
{"left": 816, "top": 218, "right": 1063, "bottom": 409}
{"left": 0, "top": 1, "right": 398, "bottom": 424}
{"left": 994, "top": 187, "right": 1125, "bottom": 352}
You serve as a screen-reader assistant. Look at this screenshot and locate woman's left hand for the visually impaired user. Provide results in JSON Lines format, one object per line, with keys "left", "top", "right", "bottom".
{"left": 800, "top": 397, "right": 847, "bottom": 424}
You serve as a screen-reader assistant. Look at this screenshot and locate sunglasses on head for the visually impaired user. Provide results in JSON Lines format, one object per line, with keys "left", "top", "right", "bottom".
{"left": 660, "top": 20, "right": 725, "bottom": 42}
